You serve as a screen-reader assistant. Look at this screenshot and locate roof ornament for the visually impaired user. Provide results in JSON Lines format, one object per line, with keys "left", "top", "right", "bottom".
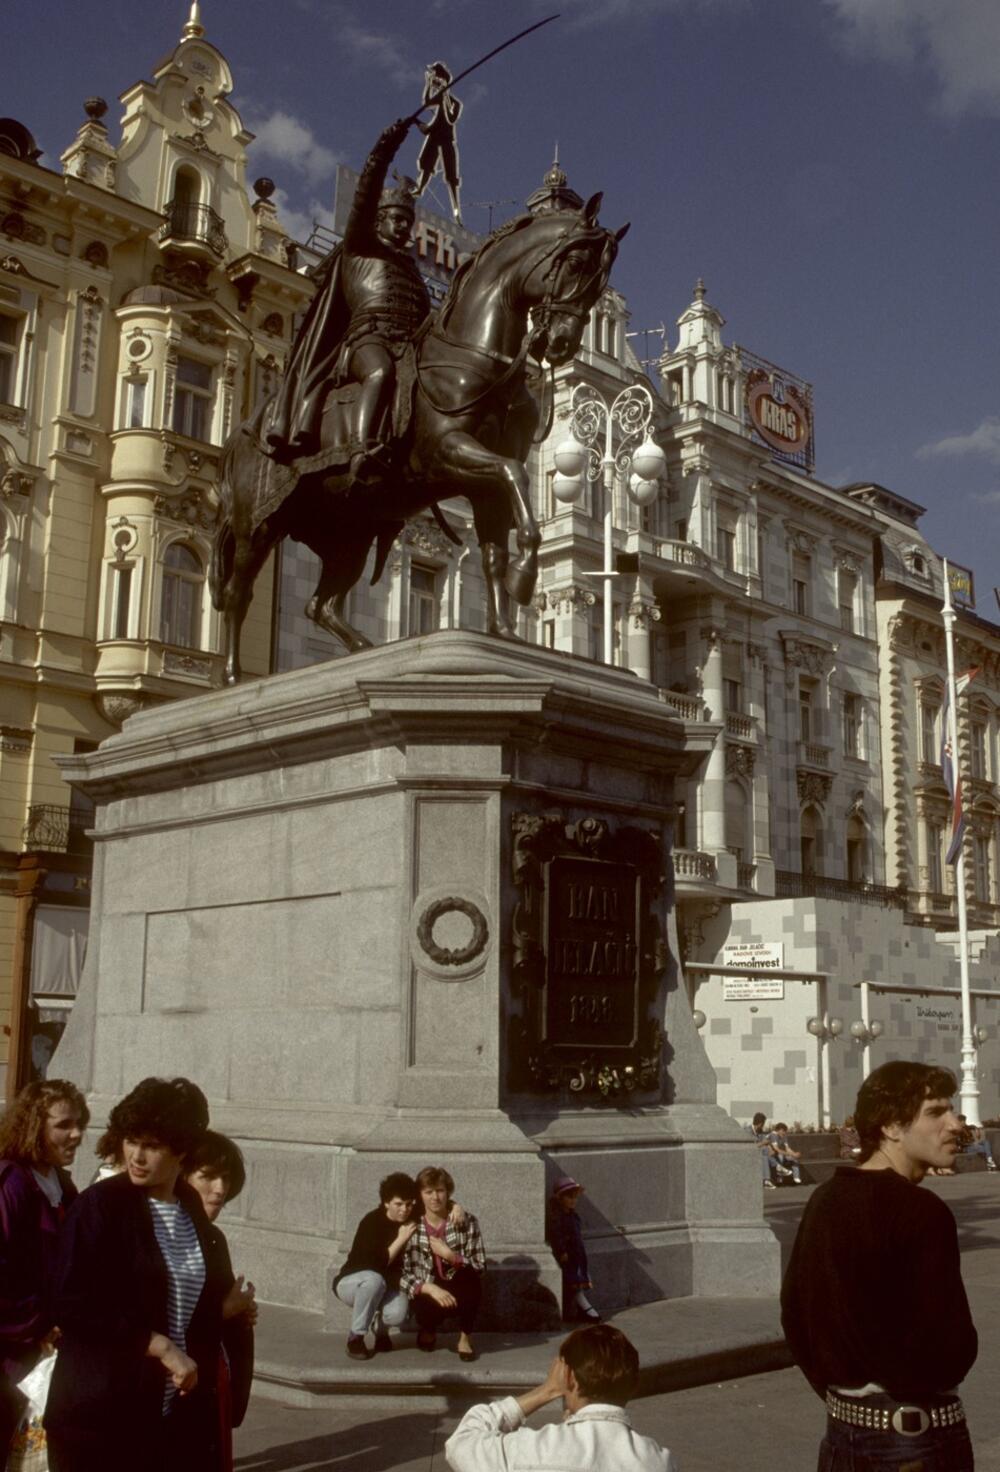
{"left": 182, "top": 1, "right": 205, "bottom": 40}
{"left": 693, "top": 278, "right": 706, "bottom": 302}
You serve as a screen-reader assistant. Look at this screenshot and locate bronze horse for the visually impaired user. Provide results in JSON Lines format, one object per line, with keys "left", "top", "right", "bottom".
{"left": 210, "top": 195, "right": 628, "bottom": 684}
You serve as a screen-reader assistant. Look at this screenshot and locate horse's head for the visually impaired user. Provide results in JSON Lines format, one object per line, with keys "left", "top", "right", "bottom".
{"left": 524, "top": 193, "right": 630, "bottom": 366}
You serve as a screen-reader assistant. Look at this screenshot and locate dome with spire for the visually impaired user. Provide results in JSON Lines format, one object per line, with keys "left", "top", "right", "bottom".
{"left": 525, "top": 148, "right": 583, "bottom": 215}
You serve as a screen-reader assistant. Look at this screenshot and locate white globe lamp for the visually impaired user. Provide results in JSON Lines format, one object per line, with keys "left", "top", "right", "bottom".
{"left": 631, "top": 436, "right": 666, "bottom": 482}
{"left": 552, "top": 472, "right": 583, "bottom": 505}
{"left": 553, "top": 435, "right": 587, "bottom": 478}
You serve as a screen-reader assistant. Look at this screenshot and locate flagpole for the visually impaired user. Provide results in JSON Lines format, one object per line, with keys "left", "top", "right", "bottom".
{"left": 942, "top": 558, "right": 979, "bottom": 1124}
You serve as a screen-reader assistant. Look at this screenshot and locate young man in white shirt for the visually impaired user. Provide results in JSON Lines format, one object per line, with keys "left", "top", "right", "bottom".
{"left": 445, "top": 1323, "right": 676, "bottom": 1472}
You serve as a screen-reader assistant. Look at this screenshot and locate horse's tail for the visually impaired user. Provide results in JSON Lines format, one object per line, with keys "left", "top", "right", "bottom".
{"left": 209, "top": 433, "right": 239, "bottom": 611}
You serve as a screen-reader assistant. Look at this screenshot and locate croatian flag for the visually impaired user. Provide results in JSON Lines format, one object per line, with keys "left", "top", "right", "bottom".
{"left": 941, "top": 667, "right": 981, "bottom": 864}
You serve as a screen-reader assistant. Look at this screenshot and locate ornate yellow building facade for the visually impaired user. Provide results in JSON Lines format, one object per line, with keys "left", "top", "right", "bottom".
{"left": 0, "top": 9, "right": 310, "bottom": 1095}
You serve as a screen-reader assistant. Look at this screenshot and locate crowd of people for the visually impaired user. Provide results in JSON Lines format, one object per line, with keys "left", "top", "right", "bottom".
{"left": 0, "top": 1059, "right": 986, "bottom": 1471}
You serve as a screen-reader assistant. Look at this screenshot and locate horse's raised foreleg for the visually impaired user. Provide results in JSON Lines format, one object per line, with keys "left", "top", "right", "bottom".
{"left": 433, "top": 430, "right": 540, "bottom": 608}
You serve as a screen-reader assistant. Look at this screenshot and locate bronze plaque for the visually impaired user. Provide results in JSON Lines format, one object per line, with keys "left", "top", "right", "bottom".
{"left": 543, "top": 855, "right": 640, "bottom": 1050}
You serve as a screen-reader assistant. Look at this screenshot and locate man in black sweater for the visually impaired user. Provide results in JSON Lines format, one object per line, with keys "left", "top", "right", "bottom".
{"left": 781, "top": 1061, "right": 977, "bottom": 1470}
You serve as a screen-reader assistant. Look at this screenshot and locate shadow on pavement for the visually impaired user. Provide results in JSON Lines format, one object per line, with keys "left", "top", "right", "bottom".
{"left": 234, "top": 1409, "right": 443, "bottom": 1472}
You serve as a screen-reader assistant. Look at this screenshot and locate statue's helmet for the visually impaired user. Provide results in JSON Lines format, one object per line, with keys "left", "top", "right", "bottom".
{"left": 378, "top": 173, "right": 418, "bottom": 223}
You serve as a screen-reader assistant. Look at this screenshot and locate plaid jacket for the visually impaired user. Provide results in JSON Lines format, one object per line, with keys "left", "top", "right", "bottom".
{"left": 399, "top": 1212, "right": 486, "bottom": 1298}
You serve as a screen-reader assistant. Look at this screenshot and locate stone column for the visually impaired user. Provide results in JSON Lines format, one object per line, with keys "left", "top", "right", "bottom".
{"left": 626, "top": 598, "right": 659, "bottom": 684}
{"left": 700, "top": 624, "right": 735, "bottom": 886}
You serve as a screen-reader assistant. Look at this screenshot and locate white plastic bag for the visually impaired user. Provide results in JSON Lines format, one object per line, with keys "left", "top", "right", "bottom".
{"left": 16, "top": 1349, "right": 56, "bottom": 1420}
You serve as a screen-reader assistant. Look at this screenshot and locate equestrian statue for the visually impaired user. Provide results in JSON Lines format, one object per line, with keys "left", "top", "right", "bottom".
{"left": 210, "top": 115, "right": 628, "bottom": 684}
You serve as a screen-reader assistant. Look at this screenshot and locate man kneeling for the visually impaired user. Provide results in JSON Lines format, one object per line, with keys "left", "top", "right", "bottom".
{"left": 445, "top": 1323, "right": 676, "bottom": 1471}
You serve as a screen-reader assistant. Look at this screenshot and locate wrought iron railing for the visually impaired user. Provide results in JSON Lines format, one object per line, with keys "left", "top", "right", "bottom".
{"left": 22, "top": 803, "right": 92, "bottom": 855}
{"left": 159, "top": 200, "right": 228, "bottom": 256}
{"left": 776, "top": 870, "right": 906, "bottom": 909}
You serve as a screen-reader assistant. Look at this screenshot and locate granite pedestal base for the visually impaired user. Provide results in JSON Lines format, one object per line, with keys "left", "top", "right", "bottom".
{"left": 55, "top": 633, "right": 779, "bottom": 1324}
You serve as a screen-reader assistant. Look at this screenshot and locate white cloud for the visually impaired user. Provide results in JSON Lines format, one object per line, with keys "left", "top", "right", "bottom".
{"left": 918, "top": 418, "right": 1000, "bottom": 464}
{"left": 554, "top": 0, "right": 743, "bottom": 24}
{"left": 248, "top": 110, "right": 340, "bottom": 186}
{"left": 270, "top": 185, "right": 337, "bottom": 247}
{"left": 340, "top": 18, "right": 420, "bottom": 86}
{"left": 972, "top": 488, "right": 1000, "bottom": 506}
{"left": 824, "top": 0, "right": 1000, "bottom": 115}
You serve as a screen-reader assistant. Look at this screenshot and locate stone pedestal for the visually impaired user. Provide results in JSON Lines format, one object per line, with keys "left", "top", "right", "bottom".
{"left": 55, "top": 632, "right": 779, "bottom": 1323}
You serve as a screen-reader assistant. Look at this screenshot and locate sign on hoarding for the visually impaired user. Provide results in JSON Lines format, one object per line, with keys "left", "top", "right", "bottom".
{"left": 737, "top": 345, "right": 815, "bottom": 473}
{"left": 723, "top": 975, "right": 785, "bottom": 1000}
{"left": 723, "top": 941, "right": 784, "bottom": 970}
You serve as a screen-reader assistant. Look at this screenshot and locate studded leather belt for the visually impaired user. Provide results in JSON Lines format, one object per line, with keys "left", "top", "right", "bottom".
{"left": 826, "top": 1391, "right": 965, "bottom": 1436}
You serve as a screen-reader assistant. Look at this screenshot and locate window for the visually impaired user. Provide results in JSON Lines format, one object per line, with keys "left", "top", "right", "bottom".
{"left": 920, "top": 702, "right": 938, "bottom": 765}
{"left": 971, "top": 720, "right": 988, "bottom": 781}
{"left": 675, "top": 517, "right": 687, "bottom": 543}
{"left": 792, "top": 551, "right": 811, "bottom": 615}
{"left": 926, "top": 821, "right": 943, "bottom": 894}
{"left": 675, "top": 800, "right": 687, "bottom": 850}
{"left": 843, "top": 692, "right": 861, "bottom": 759}
{"left": 160, "top": 543, "right": 204, "bottom": 648}
{"left": 757, "top": 530, "right": 766, "bottom": 582}
{"left": 725, "top": 781, "right": 748, "bottom": 863}
{"left": 800, "top": 805, "right": 820, "bottom": 877}
{"left": 799, "top": 681, "right": 815, "bottom": 743}
{"left": 0, "top": 311, "right": 20, "bottom": 404}
{"left": 846, "top": 815, "right": 866, "bottom": 883}
{"left": 717, "top": 525, "right": 736, "bottom": 571}
{"left": 724, "top": 678, "right": 742, "bottom": 713}
{"left": 124, "top": 376, "right": 147, "bottom": 429}
{"left": 408, "top": 564, "right": 439, "bottom": 635}
{"left": 589, "top": 605, "right": 621, "bottom": 664}
{"left": 974, "top": 833, "right": 992, "bottom": 903}
{"left": 112, "top": 565, "right": 133, "bottom": 639}
{"left": 838, "top": 568, "right": 858, "bottom": 633}
{"left": 542, "top": 620, "right": 555, "bottom": 648}
{"left": 172, "top": 356, "right": 213, "bottom": 441}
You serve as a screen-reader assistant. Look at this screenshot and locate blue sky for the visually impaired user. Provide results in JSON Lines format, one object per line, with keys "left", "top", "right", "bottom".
{"left": 7, "top": 0, "right": 998, "bottom": 611}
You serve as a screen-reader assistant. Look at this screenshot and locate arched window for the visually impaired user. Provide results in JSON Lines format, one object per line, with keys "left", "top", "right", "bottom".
{"left": 173, "top": 165, "right": 202, "bottom": 211}
{"left": 801, "top": 804, "right": 821, "bottom": 877}
{"left": 160, "top": 542, "right": 204, "bottom": 648}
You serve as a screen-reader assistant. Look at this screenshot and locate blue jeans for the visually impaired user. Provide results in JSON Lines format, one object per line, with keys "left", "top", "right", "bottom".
{"left": 819, "top": 1404, "right": 973, "bottom": 1470}
{"left": 334, "top": 1270, "right": 409, "bottom": 1336}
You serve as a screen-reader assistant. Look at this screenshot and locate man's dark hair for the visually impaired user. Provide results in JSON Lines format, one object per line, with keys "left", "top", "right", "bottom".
{"left": 752, "top": 1112, "right": 766, "bottom": 1129}
{"left": 380, "top": 1172, "right": 417, "bottom": 1204}
{"left": 186, "top": 1129, "right": 246, "bottom": 1202}
{"left": 854, "top": 1061, "right": 957, "bottom": 1162}
{"left": 108, "top": 1076, "right": 209, "bottom": 1159}
{"left": 560, "top": 1324, "right": 639, "bottom": 1407}
{"left": 774, "top": 1122, "right": 788, "bottom": 1132}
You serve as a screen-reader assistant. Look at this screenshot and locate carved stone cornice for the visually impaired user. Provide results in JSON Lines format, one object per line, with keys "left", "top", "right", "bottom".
{"left": 784, "top": 521, "right": 818, "bottom": 554}
{"left": 629, "top": 600, "right": 662, "bottom": 628}
{"left": 0, "top": 725, "right": 32, "bottom": 753}
{"left": 404, "top": 520, "right": 457, "bottom": 561}
{"left": 0, "top": 468, "right": 33, "bottom": 499}
{"left": 797, "top": 770, "right": 832, "bottom": 806}
{"left": 780, "top": 631, "right": 836, "bottom": 678}
{"left": 547, "top": 584, "right": 596, "bottom": 615}
{"left": 153, "top": 486, "right": 215, "bottom": 530}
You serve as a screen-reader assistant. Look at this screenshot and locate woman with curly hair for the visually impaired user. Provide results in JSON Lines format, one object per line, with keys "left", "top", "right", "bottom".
{"left": 0, "top": 1078, "right": 88, "bottom": 1461}
{"left": 400, "top": 1165, "right": 486, "bottom": 1362}
{"left": 44, "top": 1077, "right": 249, "bottom": 1472}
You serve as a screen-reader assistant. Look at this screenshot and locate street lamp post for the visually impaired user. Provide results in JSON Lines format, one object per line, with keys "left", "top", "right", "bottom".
{"left": 553, "top": 383, "right": 664, "bottom": 665}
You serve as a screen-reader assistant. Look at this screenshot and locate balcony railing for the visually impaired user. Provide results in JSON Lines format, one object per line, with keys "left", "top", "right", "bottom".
{"left": 725, "top": 711, "right": 755, "bottom": 741}
{"left": 673, "top": 848, "right": 716, "bottom": 881}
{"left": 22, "top": 803, "right": 93, "bottom": 855}
{"left": 776, "top": 870, "right": 907, "bottom": 909}
{"left": 737, "top": 862, "right": 757, "bottom": 890}
{"left": 656, "top": 539, "right": 712, "bottom": 571}
{"left": 659, "top": 689, "right": 703, "bottom": 722}
{"left": 159, "top": 200, "right": 228, "bottom": 257}
{"left": 798, "top": 741, "right": 830, "bottom": 769}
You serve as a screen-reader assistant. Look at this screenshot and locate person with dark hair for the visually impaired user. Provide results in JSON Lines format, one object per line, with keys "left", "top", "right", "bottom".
{"left": 44, "top": 1078, "right": 249, "bottom": 1472}
{"left": 444, "top": 1323, "right": 675, "bottom": 1471}
{"left": 748, "top": 1111, "right": 787, "bottom": 1188}
{"left": 332, "top": 1172, "right": 418, "bottom": 1360}
{"left": 184, "top": 1131, "right": 255, "bottom": 1472}
{"left": 0, "top": 1079, "right": 88, "bottom": 1463}
{"left": 767, "top": 1123, "right": 803, "bottom": 1185}
{"left": 400, "top": 1165, "right": 485, "bottom": 1361}
{"left": 781, "top": 1060, "right": 977, "bottom": 1471}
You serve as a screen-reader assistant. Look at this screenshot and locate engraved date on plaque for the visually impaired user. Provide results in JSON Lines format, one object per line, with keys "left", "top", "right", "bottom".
{"left": 544, "top": 856, "right": 640, "bottom": 1050}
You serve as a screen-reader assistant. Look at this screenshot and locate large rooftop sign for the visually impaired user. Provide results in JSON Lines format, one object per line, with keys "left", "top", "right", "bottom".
{"left": 737, "top": 345, "right": 815, "bottom": 473}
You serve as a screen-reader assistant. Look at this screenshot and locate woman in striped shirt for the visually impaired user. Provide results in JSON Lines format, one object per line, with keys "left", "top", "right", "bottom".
{"left": 45, "top": 1078, "right": 240, "bottom": 1472}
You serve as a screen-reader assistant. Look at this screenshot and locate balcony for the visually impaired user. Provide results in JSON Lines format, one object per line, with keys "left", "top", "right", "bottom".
{"left": 797, "top": 741, "right": 830, "bottom": 769}
{"left": 159, "top": 200, "right": 228, "bottom": 259}
{"left": 659, "top": 688, "right": 703, "bottom": 722}
{"left": 22, "top": 803, "right": 93, "bottom": 856}
{"left": 725, "top": 711, "right": 755, "bottom": 741}
{"left": 776, "top": 870, "right": 907, "bottom": 910}
{"left": 656, "top": 539, "right": 712, "bottom": 572}
{"left": 672, "top": 848, "right": 716, "bottom": 882}
{"left": 737, "top": 861, "right": 757, "bottom": 891}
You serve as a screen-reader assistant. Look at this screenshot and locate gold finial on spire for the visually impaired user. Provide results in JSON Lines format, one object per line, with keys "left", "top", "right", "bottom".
{"left": 182, "top": 1, "right": 205, "bottom": 40}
